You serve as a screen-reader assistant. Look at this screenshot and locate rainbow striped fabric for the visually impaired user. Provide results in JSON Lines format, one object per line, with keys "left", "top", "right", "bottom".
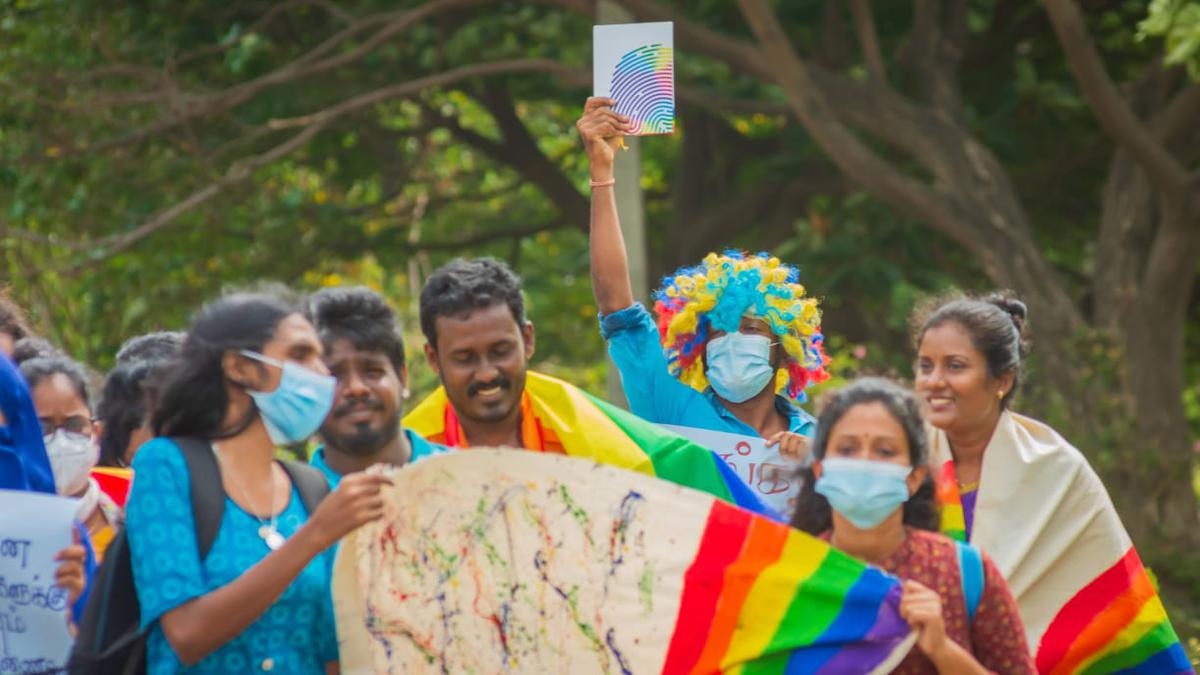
{"left": 662, "top": 499, "right": 915, "bottom": 674}
{"left": 934, "top": 460, "right": 967, "bottom": 542}
{"left": 1035, "top": 548, "right": 1191, "bottom": 674}
{"left": 333, "top": 449, "right": 915, "bottom": 673}
{"left": 404, "top": 370, "right": 775, "bottom": 518}
{"left": 930, "top": 412, "right": 1192, "bottom": 674}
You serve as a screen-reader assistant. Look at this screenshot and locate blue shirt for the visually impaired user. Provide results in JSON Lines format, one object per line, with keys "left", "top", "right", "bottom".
{"left": 0, "top": 352, "right": 55, "bottom": 493}
{"left": 126, "top": 439, "right": 338, "bottom": 674}
{"left": 600, "top": 303, "right": 816, "bottom": 437}
{"left": 309, "top": 428, "right": 449, "bottom": 488}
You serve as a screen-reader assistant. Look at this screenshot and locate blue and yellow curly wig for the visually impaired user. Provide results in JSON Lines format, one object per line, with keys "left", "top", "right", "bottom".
{"left": 652, "top": 250, "right": 829, "bottom": 401}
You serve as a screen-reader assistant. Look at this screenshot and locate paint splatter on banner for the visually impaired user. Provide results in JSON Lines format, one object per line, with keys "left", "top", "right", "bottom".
{"left": 334, "top": 450, "right": 915, "bottom": 674}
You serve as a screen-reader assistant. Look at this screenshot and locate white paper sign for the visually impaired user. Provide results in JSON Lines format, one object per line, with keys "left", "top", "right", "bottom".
{"left": 0, "top": 490, "right": 78, "bottom": 674}
{"left": 661, "top": 425, "right": 803, "bottom": 516}
{"left": 593, "top": 21, "right": 675, "bottom": 135}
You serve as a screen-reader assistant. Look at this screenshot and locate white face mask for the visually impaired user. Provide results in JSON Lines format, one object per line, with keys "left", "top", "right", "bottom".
{"left": 44, "top": 429, "right": 98, "bottom": 495}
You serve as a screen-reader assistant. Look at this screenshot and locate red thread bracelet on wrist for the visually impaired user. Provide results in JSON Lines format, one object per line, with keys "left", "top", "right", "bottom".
{"left": 589, "top": 177, "right": 616, "bottom": 188}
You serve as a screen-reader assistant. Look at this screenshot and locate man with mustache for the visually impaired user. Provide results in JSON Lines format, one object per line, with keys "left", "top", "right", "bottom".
{"left": 404, "top": 258, "right": 774, "bottom": 516}
{"left": 307, "top": 286, "right": 447, "bottom": 487}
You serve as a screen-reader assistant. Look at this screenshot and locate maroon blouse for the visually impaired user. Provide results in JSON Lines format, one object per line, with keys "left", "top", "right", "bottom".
{"left": 841, "top": 528, "right": 1036, "bottom": 674}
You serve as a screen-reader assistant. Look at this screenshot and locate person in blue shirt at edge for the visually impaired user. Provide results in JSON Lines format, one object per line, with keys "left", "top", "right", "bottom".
{"left": 0, "top": 294, "right": 89, "bottom": 622}
{"left": 305, "top": 286, "right": 448, "bottom": 488}
{"left": 577, "top": 97, "right": 830, "bottom": 462}
{"left": 125, "top": 289, "right": 390, "bottom": 673}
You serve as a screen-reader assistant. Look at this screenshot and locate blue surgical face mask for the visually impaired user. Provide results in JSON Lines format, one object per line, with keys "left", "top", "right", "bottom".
{"left": 815, "top": 457, "right": 913, "bottom": 530}
{"left": 705, "top": 333, "right": 776, "bottom": 403}
{"left": 240, "top": 350, "right": 336, "bottom": 446}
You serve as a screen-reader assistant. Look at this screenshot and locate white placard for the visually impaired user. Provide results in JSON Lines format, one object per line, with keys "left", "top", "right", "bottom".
{"left": 660, "top": 425, "right": 803, "bottom": 516}
{"left": 593, "top": 21, "right": 675, "bottom": 135}
{"left": 0, "top": 490, "right": 78, "bottom": 674}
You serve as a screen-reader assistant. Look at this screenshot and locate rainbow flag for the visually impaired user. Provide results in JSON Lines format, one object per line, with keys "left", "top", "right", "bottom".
{"left": 404, "top": 370, "right": 777, "bottom": 519}
{"left": 931, "top": 412, "right": 1192, "bottom": 674}
{"left": 333, "top": 449, "right": 915, "bottom": 673}
{"left": 1036, "top": 548, "right": 1191, "bottom": 674}
{"left": 662, "top": 500, "right": 914, "bottom": 674}
{"left": 934, "top": 460, "right": 966, "bottom": 542}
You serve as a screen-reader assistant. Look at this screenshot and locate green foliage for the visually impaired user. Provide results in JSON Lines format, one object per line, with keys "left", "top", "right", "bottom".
{"left": 1140, "top": 0, "right": 1200, "bottom": 78}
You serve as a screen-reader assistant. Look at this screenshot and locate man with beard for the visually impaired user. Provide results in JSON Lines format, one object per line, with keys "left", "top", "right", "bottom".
{"left": 404, "top": 258, "right": 773, "bottom": 516}
{"left": 307, "top": 286, "right": 447, "bottom": 487}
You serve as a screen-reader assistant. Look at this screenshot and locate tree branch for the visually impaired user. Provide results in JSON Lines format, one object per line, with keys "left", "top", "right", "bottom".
{"left": 474, "top": 82, "right": 590, "bottom": 229}
{"left": 43, "top": 0, "right": 492, "bottom": 161}
{"left": 1151, "top": 82, "right": 1200, "bottom": 144}
{"left": 581, "top": 0, "right": 773, "bottom": 81}
{"left": 847, "top": 0, "right": 887, "bottom": 83}
{"left": 735, "top": 0, "right": 974, "bottom": 245}
{"left": 1044, "top": 0, "right": 1191, "bottom": 202}
{"left": 67, "top": 58, "right": 581, "bottom": 264}
{"left": 173, "top": 0, "right": 352, "bottom": 69}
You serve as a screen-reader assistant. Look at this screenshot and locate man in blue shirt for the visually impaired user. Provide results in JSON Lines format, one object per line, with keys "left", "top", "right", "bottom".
{"left": 578, "top": 97, "right": 829, "bottom": 460}
{"left": 306, "top": 287, "right": 447, "bottom": 487}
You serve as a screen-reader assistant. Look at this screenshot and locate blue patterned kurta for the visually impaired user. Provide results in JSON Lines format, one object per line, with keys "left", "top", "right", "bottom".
{"left": 126, "top": 438, "right": 338, "bottom": 674}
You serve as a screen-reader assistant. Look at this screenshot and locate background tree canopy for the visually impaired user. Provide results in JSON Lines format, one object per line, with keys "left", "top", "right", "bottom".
{"left": 1, "top": 0, "right": 1198, "bottom": 649}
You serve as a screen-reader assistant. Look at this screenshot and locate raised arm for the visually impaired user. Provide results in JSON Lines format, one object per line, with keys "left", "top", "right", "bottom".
{"left": 577, "top": 97, "right": 635, "bottom": 315}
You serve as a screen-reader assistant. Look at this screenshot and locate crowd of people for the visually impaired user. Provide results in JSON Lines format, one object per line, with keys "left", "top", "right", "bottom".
{"left": 0, "top": 98, "right": 1190, "bottom": 674}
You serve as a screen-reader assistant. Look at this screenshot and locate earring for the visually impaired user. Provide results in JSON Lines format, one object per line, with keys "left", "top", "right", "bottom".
{"left": 997, "top": 390, "right": 1005, "bottom": 400}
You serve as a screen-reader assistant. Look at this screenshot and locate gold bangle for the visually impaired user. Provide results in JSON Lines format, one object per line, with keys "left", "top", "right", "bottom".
{"left": 589, "top": 177, "right": 615, "bottom": 188}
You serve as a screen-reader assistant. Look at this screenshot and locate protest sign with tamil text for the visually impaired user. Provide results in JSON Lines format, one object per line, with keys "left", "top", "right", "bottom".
{"left": 661, "top": 424, "right": 803, "bottom": 516}
{"left": 0, "top": 490, "right": 77, "bottom": 675}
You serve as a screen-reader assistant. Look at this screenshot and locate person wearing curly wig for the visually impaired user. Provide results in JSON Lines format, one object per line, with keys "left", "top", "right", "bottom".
{"left": 578, "top": 98, "right": 829, "bottom": 467}
{"left": 914, "top": 293, "right": 1190, "bottom": 671}
{"left": 792, "top": 378, "right": 1033, "bottom": 673}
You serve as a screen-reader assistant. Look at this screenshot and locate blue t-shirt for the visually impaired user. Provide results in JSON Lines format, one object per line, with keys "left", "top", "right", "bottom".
{"left": 309, "top": 428, "right": 449, "bottom": 488}
{"left": 126, "top": 439, "right": 338, "bottom": 674}
{"left": 599, "top": 303, "right": 817, "bottom": 437}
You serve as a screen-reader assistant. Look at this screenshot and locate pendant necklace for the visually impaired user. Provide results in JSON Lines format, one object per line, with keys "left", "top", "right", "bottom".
{"left": 212, "top": 443, "right": 285, "bottom": 550}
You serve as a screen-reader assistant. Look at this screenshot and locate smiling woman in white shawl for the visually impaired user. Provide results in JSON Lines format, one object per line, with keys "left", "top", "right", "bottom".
{"left": 912, "top": 293, "right": 1191, "bottom": 674}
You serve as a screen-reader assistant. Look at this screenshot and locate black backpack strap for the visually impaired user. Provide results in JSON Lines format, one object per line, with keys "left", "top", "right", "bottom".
{"left": 173, "top": 437, "right": 226, "bottom": 559}
{"left": 279, "top": 459, "right": 332, "bottom": 515}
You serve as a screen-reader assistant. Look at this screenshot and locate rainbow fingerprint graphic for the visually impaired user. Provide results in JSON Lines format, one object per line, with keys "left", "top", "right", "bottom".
{"left": 609, "top": 43, "right": 675, "bottom": 135}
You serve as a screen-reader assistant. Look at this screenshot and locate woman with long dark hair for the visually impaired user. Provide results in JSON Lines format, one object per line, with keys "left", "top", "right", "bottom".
{"left": 124, "top": 290, "right": 390, "bottom": 673}
{"left": 792, "top": 378, "right": 1032, "bottom": 674}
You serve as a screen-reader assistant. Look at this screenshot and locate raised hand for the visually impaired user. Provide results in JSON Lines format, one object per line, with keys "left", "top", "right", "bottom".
{"left": 576, "top": 96, "right": 631, "bottom": 179}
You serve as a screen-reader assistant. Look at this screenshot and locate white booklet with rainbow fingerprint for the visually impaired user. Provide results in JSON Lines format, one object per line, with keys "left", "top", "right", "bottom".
{"left": 593, "top": 21, "right": 675, "bottom": 135}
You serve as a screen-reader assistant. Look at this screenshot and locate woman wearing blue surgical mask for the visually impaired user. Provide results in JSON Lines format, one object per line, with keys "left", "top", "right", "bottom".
{"left": 125, "top": 289, "right": 391, "bottom": 674}
{"left": 792, "top": 378, "right": 1033, "bottom": 674}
